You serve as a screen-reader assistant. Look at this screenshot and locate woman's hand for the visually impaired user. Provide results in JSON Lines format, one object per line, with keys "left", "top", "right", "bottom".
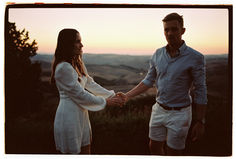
{"left": 106, "top": 92, "right": 126, "bottom": 107}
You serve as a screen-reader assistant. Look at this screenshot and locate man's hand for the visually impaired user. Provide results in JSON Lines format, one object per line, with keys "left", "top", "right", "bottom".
{"left": 191, "top": 104, "right": 207, "bottom": 142}
{"left": 115, "top": 92, "right": 127, "bottom": 104}
{"left": 191, "top": 121, "right": 205, "bottom": 142}
{"left": 106, "top": 92, "right": 126, "bottom": 107}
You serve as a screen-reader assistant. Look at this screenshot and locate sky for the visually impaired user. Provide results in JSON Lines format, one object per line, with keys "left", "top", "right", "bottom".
{"left": 8, "top": 7, "right": 229, "bottom": 55}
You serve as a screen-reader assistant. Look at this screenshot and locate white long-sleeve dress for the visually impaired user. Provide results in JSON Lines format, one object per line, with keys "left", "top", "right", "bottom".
{"left": 54, "top": 62, "right": 115, "bottom": 154}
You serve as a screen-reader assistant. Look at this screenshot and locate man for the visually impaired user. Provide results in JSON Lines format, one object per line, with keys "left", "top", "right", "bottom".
{"left": 125, "top": 13, "right": 207, "bottom": 155}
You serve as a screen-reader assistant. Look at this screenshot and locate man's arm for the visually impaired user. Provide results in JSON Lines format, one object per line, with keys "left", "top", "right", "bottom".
{"left": 191, "top": 54, "right": 208, "bottom": 141}
{"left": 191, "top": 104, "right": 207, "bottom": 141}
{"left": 195, "top": 104, "right": 207, "bottom": 123}
{"left": 125, "top": 52, "right": 157, "bottom": 102}
{"left": 125, "top": 82, "right": 151, "bottom": 101}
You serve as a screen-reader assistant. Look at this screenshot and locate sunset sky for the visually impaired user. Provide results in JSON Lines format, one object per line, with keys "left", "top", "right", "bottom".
{"left": 8, "top": 7, "right": 229, "bottom": 55}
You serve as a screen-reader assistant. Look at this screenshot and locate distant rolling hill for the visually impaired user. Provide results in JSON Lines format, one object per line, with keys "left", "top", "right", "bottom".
{"left": 31, "top": 53, "right": 151, "bottom": 85}
{"left": 31, "top": 53, "right": 151, "bottom": 70}
{"left": 31, "top": 53, "right": 228, "bottom": 72}
{"left": 31, "top": 53, "right": 229, "bottom": 98}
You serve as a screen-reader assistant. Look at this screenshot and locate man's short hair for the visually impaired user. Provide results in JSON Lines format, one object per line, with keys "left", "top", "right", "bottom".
{"left": 162, "top": 13, "right": 184, "bottom": 28}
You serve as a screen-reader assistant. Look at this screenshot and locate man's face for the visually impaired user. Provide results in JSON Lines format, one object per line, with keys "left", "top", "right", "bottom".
{"left": 163, "top": 20, "right": 185, "bottom": 46}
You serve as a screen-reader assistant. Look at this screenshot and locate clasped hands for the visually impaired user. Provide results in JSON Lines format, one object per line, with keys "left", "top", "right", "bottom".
{"left": 106, "top": 92, "right": 127, "bottom": 107}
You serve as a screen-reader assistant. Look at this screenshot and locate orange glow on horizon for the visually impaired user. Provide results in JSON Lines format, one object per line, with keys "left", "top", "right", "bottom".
{"left": 9, "top": 8, "right": 229, "bottom": 55}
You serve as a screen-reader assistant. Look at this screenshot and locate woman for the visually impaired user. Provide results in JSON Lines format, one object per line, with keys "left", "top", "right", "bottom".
{"left": 51, "top": 29, "right": 124, "bottom": 154}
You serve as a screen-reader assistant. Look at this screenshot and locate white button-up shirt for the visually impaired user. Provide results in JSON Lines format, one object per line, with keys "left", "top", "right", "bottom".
{"left": 142, "top": 42, "right": 207, "bottom": 107}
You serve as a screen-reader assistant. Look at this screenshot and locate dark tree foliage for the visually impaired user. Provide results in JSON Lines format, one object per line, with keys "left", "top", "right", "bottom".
{"left": 5, "top": 22, "right": 43, "bottom": 120}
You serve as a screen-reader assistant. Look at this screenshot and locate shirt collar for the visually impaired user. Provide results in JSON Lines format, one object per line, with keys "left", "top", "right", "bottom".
{"left": 179, "top": 41, "right": 187, "bottom": 54}
{"left": 166, "top": 41, "right": 187, "bottom": 56}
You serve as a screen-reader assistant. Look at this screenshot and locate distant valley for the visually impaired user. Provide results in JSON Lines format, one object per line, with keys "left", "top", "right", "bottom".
{"left": 31, "top": 53, "right": 229, "bottom": 97}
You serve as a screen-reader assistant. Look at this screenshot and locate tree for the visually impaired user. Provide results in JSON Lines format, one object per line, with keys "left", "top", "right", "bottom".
{"left": 5, "top": 22, "right": 43, "bottom": 120}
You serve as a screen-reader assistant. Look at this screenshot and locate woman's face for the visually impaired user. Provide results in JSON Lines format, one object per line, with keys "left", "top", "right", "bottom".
{"left": 73, "top": 32, "right": 83, "bottom": 55}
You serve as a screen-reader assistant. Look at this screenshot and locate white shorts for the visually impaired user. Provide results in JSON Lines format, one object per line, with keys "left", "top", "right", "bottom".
{"left": 149, "top": 103, "right": 192, "bottom": 150}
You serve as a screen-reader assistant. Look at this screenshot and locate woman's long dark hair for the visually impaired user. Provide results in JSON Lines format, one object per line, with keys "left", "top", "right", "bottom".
{"left": 50, "top": 29, "right": 86, "bottom": 84}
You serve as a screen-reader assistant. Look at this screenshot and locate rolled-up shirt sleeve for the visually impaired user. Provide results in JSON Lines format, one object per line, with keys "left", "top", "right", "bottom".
{"left": 142, "top": 53, "right": 157, "bottom": 87}
{"left": 55, "top": 63, "right": 106, "bottom": 111}
{"left": 192, "top": 55, "right": 208, "bottom": 105}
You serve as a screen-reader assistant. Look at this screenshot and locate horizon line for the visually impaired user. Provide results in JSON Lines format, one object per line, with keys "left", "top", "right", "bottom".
{"left": 37, "top": 52, "right": 229, "bottom": 56}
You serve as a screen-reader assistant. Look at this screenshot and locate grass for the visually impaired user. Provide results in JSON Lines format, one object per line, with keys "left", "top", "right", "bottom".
{"left": 5, "top": 94, "right": 232, "bottom": 156}
{"left": 89, "top": 96, "right": 154, "bottom": 154}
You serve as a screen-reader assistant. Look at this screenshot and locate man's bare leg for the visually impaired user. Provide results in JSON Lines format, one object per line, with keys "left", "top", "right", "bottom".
{"left": 149, "top": 139, "right": 165, "bottom": 155}
{"left": 80, "top": 145, "right": 91, "bottom": 154}
{"left": 166, "top": 145, "right": 183, "bottom": 156}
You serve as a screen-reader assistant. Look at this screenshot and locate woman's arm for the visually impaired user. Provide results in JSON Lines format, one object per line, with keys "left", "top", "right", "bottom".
{"left": 85, "top": 74, "right": 115, "bottom": 98}
{"left": 55, "top": 63, "right": 111, "bottom": 111}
